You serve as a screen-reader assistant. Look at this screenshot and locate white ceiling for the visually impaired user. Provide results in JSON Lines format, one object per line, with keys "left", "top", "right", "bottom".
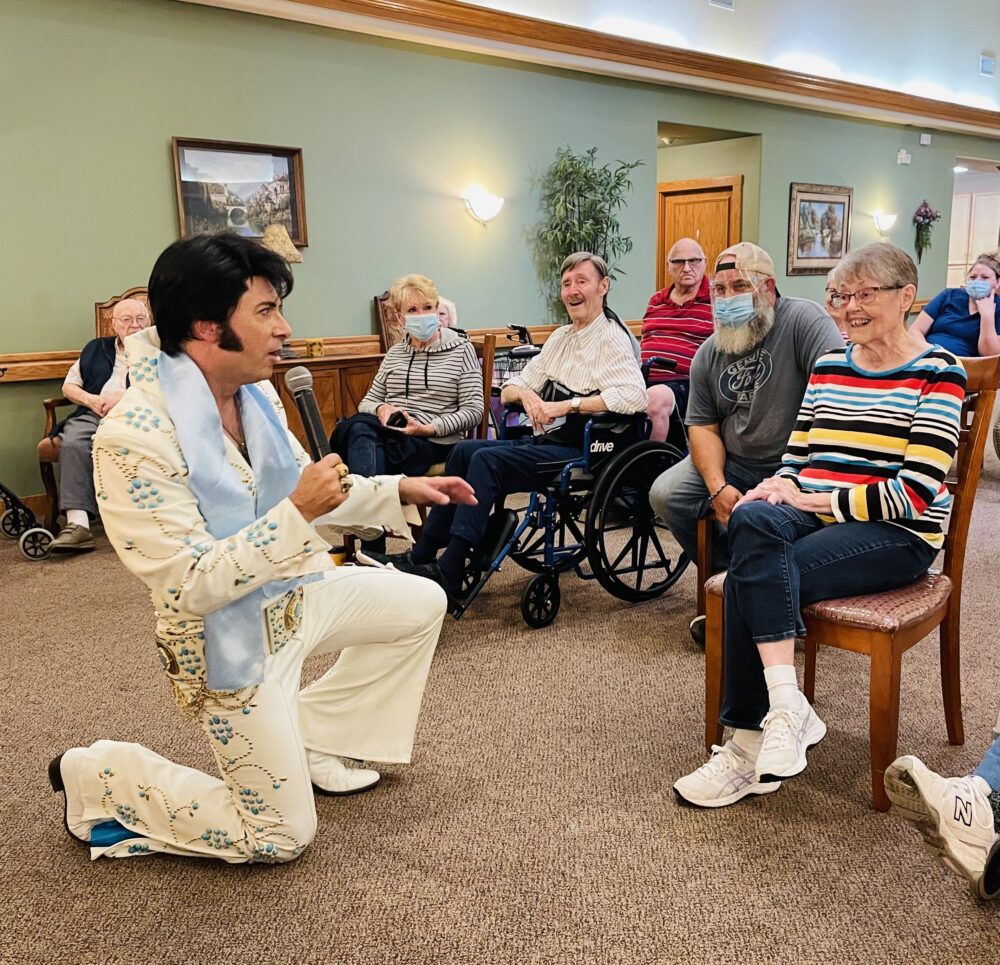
{"left": 469, "top": 0, "right": 1000, "bottom": 111}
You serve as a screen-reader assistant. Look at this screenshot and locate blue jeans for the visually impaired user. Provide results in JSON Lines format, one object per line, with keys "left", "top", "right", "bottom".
{"left": 974, "top": 733, "right": 1000, "bottom": 791}
{"left": 416, "top": 437, "right": 581, "bottom": 552}
{"left": 335, "top": 415, "right": 448, "bottom": 477}
{"left": 648, "top": 453, "right": 777, "bottom": 569}
{"left": 720, "top": 501, "right": 937, "bottom": 730}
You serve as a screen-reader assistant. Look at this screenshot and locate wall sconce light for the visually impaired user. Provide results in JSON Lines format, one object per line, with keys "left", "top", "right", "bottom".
{"left": 872, "top": 211, "right": 898, "bottom": 236}
{"left": 463, "top": 184, "right": 504, "bottom": 226}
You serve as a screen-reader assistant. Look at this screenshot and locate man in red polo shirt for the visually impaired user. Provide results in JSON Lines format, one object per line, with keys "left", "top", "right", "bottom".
{"left": 641, "top": 237, "right": 714, "bottom": 441}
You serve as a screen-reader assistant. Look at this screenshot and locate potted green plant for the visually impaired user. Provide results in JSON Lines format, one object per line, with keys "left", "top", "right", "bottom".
{"left": 532, "top": 146, "right": 642, "bottom": 319}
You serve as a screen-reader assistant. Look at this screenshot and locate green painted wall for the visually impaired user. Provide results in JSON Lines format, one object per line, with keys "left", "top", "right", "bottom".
{"left": 657, "top": 135, "right": 762, "bottom": 245}
{"left": 2, "top": 0, "right": 999, "bottom": 495}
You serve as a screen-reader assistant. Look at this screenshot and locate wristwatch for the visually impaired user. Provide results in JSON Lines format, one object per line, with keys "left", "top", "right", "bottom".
{"left": 570, "top": 396, "right": 582, "bottom": 413}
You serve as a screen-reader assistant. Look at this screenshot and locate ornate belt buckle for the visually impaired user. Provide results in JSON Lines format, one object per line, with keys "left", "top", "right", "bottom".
{"left": 264, "top": 586, "right": 304, "bottom": 655}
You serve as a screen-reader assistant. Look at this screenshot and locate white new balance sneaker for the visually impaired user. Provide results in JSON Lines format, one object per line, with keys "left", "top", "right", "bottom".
{"left": 884, "top": 755, "right": 999, "bottom": 890}
{"left": 754, "top": 702, "right": 827, "bottom": 782}
{"left": 673, "top": 740, "right": 781, "bottom": 808}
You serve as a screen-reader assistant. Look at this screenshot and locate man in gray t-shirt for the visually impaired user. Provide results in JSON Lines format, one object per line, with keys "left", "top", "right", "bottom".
{"left": 649, "top": 242, "right": 842, "bottom": 642}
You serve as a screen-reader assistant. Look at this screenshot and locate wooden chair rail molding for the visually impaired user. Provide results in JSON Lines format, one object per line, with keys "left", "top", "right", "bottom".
{"left": 194, "top": 0, "right": 1000, "bottom": 134}
{"left": 0, "top": 322, "right": 635, "bottom": 385}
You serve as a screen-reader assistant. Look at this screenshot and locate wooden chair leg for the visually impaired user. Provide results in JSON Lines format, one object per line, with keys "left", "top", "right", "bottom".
{"left": 40, "top": 460, "right": 60, "bottom": 533}
{"left": 939, "top": 603, "right": 965, "bottom": 746}
{"left": 704, "top": 588, "right": 725, "bottom": 751}
{"left": 696, "top": 515, "right": 712, "bottom": 618}
{"left": 869, "top": 642, "right": 902, "bottom": 812}
{"left": 803, "top": 637, "right": 817, "bottom": 703}
{"left": 343, "top": 534, "right": 358, "bottom": 563}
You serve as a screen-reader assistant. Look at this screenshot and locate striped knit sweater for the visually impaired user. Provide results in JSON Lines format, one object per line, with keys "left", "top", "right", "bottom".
{"left": 776, "top": 346, "right": 966, "bottom": 548}
{"left": 639, "top": 276, "right": 714, "bottom": 381}
{"left": 358, "top": 327, "right": 484, "bottom": 444}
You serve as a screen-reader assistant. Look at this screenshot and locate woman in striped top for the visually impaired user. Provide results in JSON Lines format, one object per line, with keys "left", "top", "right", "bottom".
{"left": 674, "top": 242, "right": 967, "bottom": 809}
{"left": 330, "top": 273, "right": 483, "bottom": 553}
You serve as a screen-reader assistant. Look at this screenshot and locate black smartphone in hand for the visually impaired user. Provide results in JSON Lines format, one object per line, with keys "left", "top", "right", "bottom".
{"left": 387, "top": 410, "right": 408, "bottom": 428}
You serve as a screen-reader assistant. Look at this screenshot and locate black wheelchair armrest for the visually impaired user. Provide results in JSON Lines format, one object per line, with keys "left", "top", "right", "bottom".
{"left": 641, "top": 355, "right": 678, "bottom": 383}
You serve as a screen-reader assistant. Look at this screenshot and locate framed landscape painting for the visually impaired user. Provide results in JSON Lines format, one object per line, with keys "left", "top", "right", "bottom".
{"left": 172, "top": 137, "right": 308, "bottom": 246}
{"left": 787, "top": 182, "right": 852, "bottom": 275}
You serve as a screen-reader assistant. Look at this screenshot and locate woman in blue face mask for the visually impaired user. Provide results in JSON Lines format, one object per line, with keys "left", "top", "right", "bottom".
{"left": 329, "top": 275, "right": 485, "bottom": 553}
{"left": 911, "top": 251, "right": 1000, "bottom": 357}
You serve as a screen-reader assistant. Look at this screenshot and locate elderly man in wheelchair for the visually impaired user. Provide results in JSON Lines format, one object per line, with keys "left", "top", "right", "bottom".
{"left": 379, "top": 251, "right": 688, "bottom": 625}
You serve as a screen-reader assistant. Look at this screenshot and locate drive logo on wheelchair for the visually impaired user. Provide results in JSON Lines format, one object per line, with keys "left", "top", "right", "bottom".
{"left": 589, "top": 440, "right": 615, "bottom": 454}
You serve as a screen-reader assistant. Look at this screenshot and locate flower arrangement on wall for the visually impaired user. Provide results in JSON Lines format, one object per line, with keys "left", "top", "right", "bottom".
{"left": 912, "top": 200, "right": 942, "bottom": 263}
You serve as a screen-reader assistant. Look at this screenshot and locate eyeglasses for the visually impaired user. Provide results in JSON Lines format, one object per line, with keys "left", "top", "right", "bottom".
{"left": 669, "top": 258, "right": 705, "bottom": 267}
{"left": 828, "top": 286, "right": 902, "bottom": 309}
{"left": 115, "top": 315, "right": 149, "bottom": 324}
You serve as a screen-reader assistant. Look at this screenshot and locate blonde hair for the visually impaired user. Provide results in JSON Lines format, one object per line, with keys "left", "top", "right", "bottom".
{"left": 971, "top": 251, "right": 1000, "bottom": 281}
{"left": 388, "top": 274, "right": 439, "bottom": 314}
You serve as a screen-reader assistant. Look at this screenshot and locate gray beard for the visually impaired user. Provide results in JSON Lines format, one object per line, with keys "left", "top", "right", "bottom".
{"left": 714, "top": 302, "right": 775, "bottom": 355}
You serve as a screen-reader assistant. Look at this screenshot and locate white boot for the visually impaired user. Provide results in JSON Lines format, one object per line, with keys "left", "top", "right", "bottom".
{"left": 307, "top": 750, "right": 380, "bottom": 796}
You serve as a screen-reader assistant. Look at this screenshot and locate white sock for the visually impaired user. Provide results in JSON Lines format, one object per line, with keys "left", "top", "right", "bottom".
{"left": 731, "top": 728, "right": 763, "bottom": 760}
{"left": 763, "top": 664, "right": 804, "bottom": 712}
{"left": 65, "top": 509, "right": 89, "bottom": 529}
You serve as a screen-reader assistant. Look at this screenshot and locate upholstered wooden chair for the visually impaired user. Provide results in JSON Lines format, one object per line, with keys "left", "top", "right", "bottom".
{"left": 37, "top": 287, "right": 150, "bottom": 532}
{"left": 702, "top": 354, "right": 1000, "bottom": 810}
{"left": 374, "top": 291, "right": 404, "bottom": 352}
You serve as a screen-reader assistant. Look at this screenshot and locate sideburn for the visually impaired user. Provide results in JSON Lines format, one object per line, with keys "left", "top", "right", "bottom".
{"left": 217, "top": 321, "right": 244, "bottom": 352}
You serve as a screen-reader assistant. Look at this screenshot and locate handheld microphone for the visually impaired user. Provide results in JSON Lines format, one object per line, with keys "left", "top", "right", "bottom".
{"left": 284, "top": 366, "right": 332, "bottom": 461}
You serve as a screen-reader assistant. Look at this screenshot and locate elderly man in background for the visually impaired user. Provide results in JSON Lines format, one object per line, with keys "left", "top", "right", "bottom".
{"left": 649, "top": 242, "right": 842, "bottom": 644}
{"left": 640, "top": 237, "right": 714, "bottom": 442}
{"left": 48, "top": 297, "right": 151, "bottom": 552}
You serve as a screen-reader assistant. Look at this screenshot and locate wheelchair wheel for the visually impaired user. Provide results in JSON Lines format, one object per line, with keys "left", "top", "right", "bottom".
{"left": 520, "top": 573, "right": 560, "bottom": 628}
{"left": 585, "top": 441, "right": 688, "bottom": 602}
{"left": 19, "top": 527, "right": 53, "bottom": 561}
{"left": 509, "top": 493, "right": 588, "bottom": 575}
{"left": 1, "top": 505, "right": 35, "bottom": 540}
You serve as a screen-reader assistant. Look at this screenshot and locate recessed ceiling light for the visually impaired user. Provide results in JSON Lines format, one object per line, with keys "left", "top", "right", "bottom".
{"left": 954, "top": 165, "right": 969, "bottom": 173}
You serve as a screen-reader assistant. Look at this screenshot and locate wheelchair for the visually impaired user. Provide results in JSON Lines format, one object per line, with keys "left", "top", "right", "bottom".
{"left": 451, "top": 359, "right": 689, "bottom": 628}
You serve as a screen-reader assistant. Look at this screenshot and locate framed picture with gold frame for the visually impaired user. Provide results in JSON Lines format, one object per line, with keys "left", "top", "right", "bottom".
{"left": 787, "top": 182, "right": 852, "bottom": 275}
{"left": 172, "top": 137, "right": 308, "bottom": 246}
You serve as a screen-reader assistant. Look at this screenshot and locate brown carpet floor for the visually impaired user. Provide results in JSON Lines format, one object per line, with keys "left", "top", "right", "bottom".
{"left": 3, "top": 458, "right": 1000, "bottom": 964}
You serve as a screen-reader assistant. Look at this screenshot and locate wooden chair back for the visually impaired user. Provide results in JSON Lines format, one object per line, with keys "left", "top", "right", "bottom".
{"left": 94, "top": 287, "right": 151, "bottom": 338}
{"left": 472, "top": 333, "right": 496, "bottom": 439}
{"left": 942, "top": 355, "right": 1000, "bottom": 587}
{"left": 374, "top": 291, "right": 403, "bottom": 352}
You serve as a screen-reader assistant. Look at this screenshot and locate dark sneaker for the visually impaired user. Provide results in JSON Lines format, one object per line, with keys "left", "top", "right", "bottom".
{"left": 689, "top": 614, "right": 706, "bottom": 647}
{"left": 49, "top": 523, "right": 95, "bottom": 553}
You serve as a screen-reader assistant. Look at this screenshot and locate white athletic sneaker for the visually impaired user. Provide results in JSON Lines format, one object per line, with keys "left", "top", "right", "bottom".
{"left": 884, "top": 755, "right": 999, "bottom": 889}
{"left": 673, "top": 740, "right": 781, "bottom": 808}
{"left": 754, "top": 702, "right": 827, "bottom": 782}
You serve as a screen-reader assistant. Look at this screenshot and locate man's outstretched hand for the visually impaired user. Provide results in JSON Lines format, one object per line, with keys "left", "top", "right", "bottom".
{"left": 398, "top": 476, "right": 477, "bottom": 507}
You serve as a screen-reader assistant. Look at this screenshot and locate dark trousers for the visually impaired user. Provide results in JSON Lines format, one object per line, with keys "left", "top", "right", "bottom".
{"left": 333, "top": 414, "right": 450, "bottom": 477}
{"left": 720, "top": 501, "right": 937, "bottom": 730}
{"left": 417, "top": 437, "right": 581, "bottom": 553}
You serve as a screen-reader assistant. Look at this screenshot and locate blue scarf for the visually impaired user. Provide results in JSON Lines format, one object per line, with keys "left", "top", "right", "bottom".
{"left": 158, "top": 350, "right": 304, "bottom": 689}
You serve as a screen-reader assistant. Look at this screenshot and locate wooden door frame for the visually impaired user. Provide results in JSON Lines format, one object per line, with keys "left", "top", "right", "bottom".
{"left": 656, "top": 175, "right": 743, "bottom": 290}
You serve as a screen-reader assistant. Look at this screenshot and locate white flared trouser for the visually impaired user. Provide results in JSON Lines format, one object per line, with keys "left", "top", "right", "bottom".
{"left": 65, "top": 566, "right": 446, "bottom": 863}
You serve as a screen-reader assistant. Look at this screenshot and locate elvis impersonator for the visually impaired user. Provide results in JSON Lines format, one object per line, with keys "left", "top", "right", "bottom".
{"left": 48, "top": 232, "right": 475, "bottom": 863}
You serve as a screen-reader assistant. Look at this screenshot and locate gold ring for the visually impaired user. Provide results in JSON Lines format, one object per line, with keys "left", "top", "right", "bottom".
{"left": 335, "top": 463, "right": 349, "bottom": 479}
{"left": 340, "top": 476, "right": 353, "bottom": 493}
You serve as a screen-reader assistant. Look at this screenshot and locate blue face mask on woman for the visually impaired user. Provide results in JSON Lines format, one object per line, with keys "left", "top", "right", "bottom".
{"left": 966, "top": 279, "right": 993, "bottom": 300}
{"left": 713, "top": 292, "right": 756, "bottom": 329}
{"left": 404, "top": 313, "right": 441, "bottom": 341}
